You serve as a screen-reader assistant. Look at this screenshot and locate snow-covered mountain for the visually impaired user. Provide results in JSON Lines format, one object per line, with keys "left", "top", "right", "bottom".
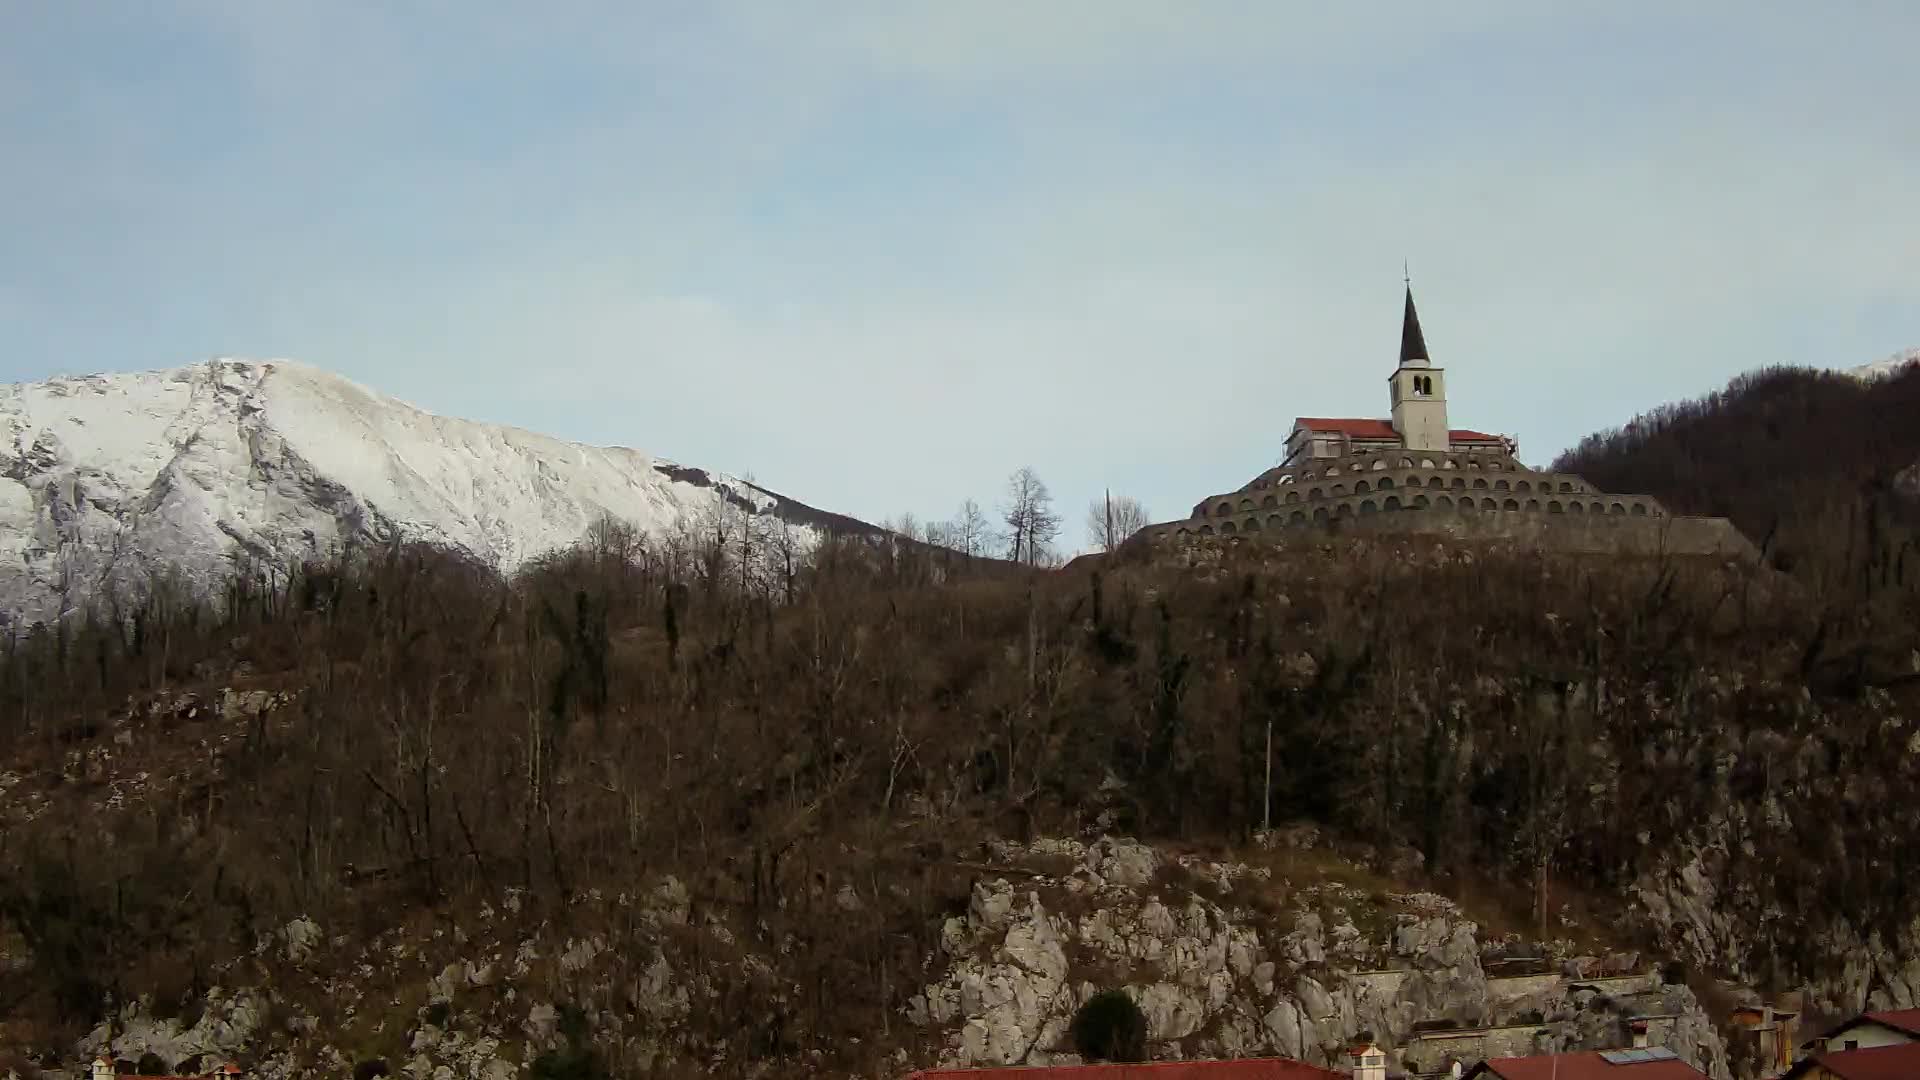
{"left": 0, "top": 359, "right": 862, "bottom": 626}
{"left": 1848, "top": 347, "right": 1920, "bottom": 380}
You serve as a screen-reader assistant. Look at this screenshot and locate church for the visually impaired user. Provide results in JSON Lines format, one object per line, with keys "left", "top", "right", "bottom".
{"left": 1134, "top": 287, "right": 1754, "bottom": 557}
{"left": 1281, "top": 288, "right": 1512, "bottom": 465}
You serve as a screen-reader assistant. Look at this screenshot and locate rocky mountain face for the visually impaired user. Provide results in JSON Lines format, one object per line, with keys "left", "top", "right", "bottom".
{"left": 911, "top": 837, "right": 1728, "bottom": 1078}
{"left": 43, "top": 827, "right": 1735, "bottom": 1080}
{"left": 0, "top": 359, "right": 852, "bottom": 628}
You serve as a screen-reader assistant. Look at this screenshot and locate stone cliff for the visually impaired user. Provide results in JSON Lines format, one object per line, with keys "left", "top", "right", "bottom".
{"left": 909, "top": 836, "right": 1729, "bottom": 1079}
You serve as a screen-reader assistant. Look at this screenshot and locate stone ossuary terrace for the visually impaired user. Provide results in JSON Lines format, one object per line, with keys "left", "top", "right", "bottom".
{"left": 1138, "top": 285, "right": 1749, "bottom": 557}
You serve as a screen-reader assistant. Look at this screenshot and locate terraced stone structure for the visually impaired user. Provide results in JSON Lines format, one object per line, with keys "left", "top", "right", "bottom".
{"left": 1138, "top": 287, "right": 1753, "bottom": 559}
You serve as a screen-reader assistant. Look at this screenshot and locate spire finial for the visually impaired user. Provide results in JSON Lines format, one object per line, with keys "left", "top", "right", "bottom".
{"left": 1403, "top": 260, "right": 1410, "bottom": 288}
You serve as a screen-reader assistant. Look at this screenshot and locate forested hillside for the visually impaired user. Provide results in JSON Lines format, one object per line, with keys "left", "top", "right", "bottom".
{"left": 1, "top": 366, "right": 1917, "bottom": 1078}
{"left": 1554, "top": 362, "right": 1920, "bottom": 579}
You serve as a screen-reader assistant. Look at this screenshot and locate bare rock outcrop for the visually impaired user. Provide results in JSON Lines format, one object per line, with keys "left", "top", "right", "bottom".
{"left": 913, "top": 836, "right": 1729, "bottom": 1078}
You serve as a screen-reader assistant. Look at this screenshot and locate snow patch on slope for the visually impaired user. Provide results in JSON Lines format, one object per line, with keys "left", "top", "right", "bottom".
{"left": 1848, "top": 348, "right": 1920, "bottom": 381}
{"left": 0, "top": 359, "right": 821, "bottom": 626}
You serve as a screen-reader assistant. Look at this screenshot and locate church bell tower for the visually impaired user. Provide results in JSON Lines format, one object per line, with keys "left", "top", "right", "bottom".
{"left": 1388, "top": 283, "right": 1450, "bottom": 452}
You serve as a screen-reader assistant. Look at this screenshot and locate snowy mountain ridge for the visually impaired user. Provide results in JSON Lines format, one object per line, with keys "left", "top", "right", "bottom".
{"left": 0, "top": 359, "right": 851, "bottom": 626}
{"left": 1848, "top": 347, "right": 1920, "bottom": 380}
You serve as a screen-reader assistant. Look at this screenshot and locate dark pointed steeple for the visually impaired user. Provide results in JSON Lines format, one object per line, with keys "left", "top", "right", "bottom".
{"left": 1399, "top": 284, "right": 1429, "bottom": 364}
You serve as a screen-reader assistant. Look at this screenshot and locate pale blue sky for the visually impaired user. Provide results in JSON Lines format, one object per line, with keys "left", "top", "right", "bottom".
{"left": 3, "top": 2, "right": 1917, "bottom": 540}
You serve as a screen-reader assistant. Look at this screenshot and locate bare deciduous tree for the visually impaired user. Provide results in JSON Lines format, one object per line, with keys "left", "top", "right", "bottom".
{"left": 1084, "top": 491, "right": 1150, "bottom": 553}
{"left": 1000, "top": 467, "right": 1061, "bottom": 566}
{"left": 948, "top": 499, "right": 993, "bottom": 558}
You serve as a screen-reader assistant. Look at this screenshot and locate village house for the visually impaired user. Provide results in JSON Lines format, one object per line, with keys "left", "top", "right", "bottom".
{"left": 1725, "top": 1001, "right": 1799, "bottom": 1076}
{"left": 1802, "top": 1009, "right": 1920, "bottom": 1054}
{"left": 906, "top": 1056, "right": 1342, "bottom": 1080}
{"left": 1780, "top": 1041, "right": 1920, "bottom": 1080}
{"left": 1461, "top": 1048, "right": 1707, "bottom": 1080}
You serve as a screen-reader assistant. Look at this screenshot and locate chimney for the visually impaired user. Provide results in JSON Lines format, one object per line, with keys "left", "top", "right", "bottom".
{"left": 1349, "top": 1042, "right": 1387, "bottom": 1080}
{"left": 91, "top": 1059, "right": 116, "bottom": 1080}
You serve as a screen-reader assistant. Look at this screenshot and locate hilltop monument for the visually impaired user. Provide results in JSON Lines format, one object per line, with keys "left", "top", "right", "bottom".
{"left": 1136, "top": 285, "right": 1753, "bottom": 558}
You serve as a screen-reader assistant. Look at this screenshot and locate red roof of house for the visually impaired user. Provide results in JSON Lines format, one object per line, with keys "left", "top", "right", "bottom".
{"left": 1291, "top": 417, "right": 1505, "bottom": 443}
{"left": 909, "top": 1059, "right": 1340, "bottom": 1080}
{"left": 1787, "top": 1042, "right": 1920, "bottom": 1079}
{"left": 1810, "top": 1008, "right": 1920, "bottom": 1046}
{"left": 1863, "top": 1009, "right": 1920, "bottom": 1036}
{"left": 1467, "top": 1051, "right": 1706, "bottom": 1080}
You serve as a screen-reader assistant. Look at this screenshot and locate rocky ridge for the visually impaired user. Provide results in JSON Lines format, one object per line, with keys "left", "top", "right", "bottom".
{"left": 909, "top": 836, "right": 1729, "bottom": 1078}
{"left": 6, "top": 833, "right": 1738, "bottom": 1080}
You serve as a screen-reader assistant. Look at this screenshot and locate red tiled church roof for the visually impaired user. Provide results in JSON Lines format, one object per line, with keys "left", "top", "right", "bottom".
{"left": 1466, "top": 1051, "right": 1706, "bottom": 1080}
{"left": 909, "top": 1059, "right": 1341, "bottom": 1080}
{"left": 1293, "top": 417, "right": 1505, "bottom": 443}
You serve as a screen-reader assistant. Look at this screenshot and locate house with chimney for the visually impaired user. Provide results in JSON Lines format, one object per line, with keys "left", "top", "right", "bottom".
{"left": 1803, "top": 1009, "right": 1920, "bottom": 1054}
{"left": 1777, "top": 1008, "right": 1920, "bottom": 1080}
{"left": 1461, "top": 1048, "right": 1707, "bottom": 1080}
{"left": 1781, "top": 1041, "right": 1920, "bottom": 1080}
{"left": 905, "top": 1056, "right": 1343, "bottom": 1080}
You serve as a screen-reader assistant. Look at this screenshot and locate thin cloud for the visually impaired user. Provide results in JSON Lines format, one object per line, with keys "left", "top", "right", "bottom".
{"left": 0, "top": 3, "right": 1914, "bottom": 542}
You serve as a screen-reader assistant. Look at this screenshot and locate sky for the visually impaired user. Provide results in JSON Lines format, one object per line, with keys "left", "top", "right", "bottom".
{"left": 3, "top": 2, "right": 1918, "bottom": 546}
